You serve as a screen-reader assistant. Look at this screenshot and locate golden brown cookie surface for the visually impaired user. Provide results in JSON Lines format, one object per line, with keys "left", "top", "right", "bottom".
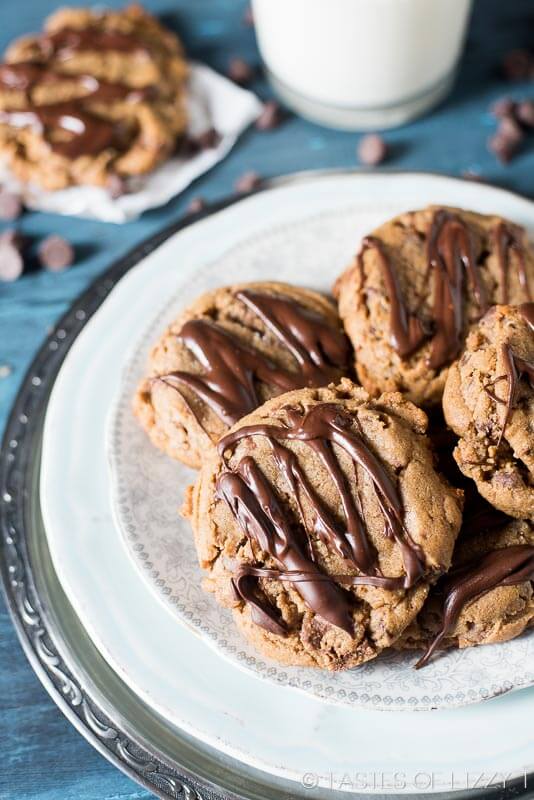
{"left": 187, "top": 380, "right": 463, "bottom": 670}
{"left": 0, "top": 4, "right": 188, "bottom": 189}
{"left": 334, "top": 207, "right": 534, "bottom": 406}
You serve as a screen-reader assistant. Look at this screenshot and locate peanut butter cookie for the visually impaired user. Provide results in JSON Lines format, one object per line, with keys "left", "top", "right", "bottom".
{"left": 443, "top": 303, "right": 534, "bottom": 521}
{"left": 185, "top": 380, "right": 463, "bottom": 670}
{"left": 398, "top": 519, "right": 534, "bottom": 667}
{"left": 334, "top": 207, "right": 534, "bottom": 406}
{"left": 133, "top": 282, "right": 352, "bottom": 469}
{"left": 0, "top": 4, "right": 188, "bottom": 190}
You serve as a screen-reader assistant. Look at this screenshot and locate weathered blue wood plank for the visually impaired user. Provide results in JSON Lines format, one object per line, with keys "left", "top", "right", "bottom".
{"left": 0, "top": 0, "right": 533, "bottom": 797}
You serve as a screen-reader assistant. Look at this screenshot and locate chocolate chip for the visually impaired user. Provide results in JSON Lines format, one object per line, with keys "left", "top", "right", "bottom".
{"left": 0, "top": 228, "right": 25, "bottom": 250}
{"left": 194, "top": 128, "right": 221, "bottom": 150}
{"left": 255, "top": 100, "right": 284, "bottom": 130}
{"left": 516, "top": 99, "right": 534, "bottom": 128}
{"left": 490, "top": 97, "right": 516, "bottom": 118}
{"left": 38, "top": 234, "right": 74, "bottom": 272}
{"left": 176, "top": 136, "right": 200, "bottom": 158}
{"left": 0, "top": 241, "right": 24, "bottom": 281}
{"left": 187, "top": 196, "right": 206, "bottom": 215}
{"left": 107, "top": 174, "right": 127, "bottom": 199}
{"left": 357, "top": 134, "right": 388, "bottom": 166}
{"left": 488, "top": 132, "right": 519, "bottom": 164}
{"left": 228, "top": 58, "right": 254, "bottom": 85}
{"left": 0, "top": 189, "right": 23, "bottom": 221}
{"left": 502, "top": 49, "right": 534, "bottom": 81}
{"left": 498, "top": 114, "right": 524, "bottom": 145}
{"left": 234, "top": 171, "right": 262, "bottom": 194}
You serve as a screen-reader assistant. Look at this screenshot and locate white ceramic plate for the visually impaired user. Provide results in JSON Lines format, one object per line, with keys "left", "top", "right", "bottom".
{"left": 42, "top": 173, "right": 534, "bottom": 793}
{"left": 107, "top": 172, "right": 534, "bottom": 712}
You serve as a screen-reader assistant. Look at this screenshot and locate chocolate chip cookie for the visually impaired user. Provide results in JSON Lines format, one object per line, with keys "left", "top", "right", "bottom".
{"left": 133, "top": 282, "right": 352, "bottom": 469}
{"left": 443, "top": 303, "right": 534, "bottom": 521}
{"left": 334, "top": 207, "right": 534, "bottom": 406}
{"left": 0, "top": 4, "right": 188, "bottom": 190}
{"left": 398, "top": 519, "right": 534, "bottom": 667}
{"left": 184, "top": 380, "right": 463, "bottom": 670}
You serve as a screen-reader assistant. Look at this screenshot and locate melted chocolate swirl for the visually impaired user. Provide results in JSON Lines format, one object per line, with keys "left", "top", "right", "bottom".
{"left": 417, "top": 544, "right": 534, "bottom": 668}
{"left": 0, "top": 20, "right": 160, "bottom": 160}
{"left": 358, "top": 210, "right": 532, "bottom": 371}
{"left": 157, "top": 291, "right": 351, "bottom": 427}
{"left": 216, "top": 403, "right": 427, "bottom": 636}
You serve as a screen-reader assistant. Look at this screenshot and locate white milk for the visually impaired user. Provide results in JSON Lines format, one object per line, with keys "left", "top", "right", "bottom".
{"left": 252, "top": 0, "right": 473, "bottom": 129}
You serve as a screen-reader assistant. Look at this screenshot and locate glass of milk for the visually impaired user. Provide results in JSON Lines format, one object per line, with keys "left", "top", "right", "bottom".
{"left": 252, "top": 0, "right": 473, "bottom": 130}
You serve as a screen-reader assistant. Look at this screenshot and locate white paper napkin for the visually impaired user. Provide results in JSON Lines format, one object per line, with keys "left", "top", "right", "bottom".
{"left": 0, "top": 62, "right": 263, "bottom": 223}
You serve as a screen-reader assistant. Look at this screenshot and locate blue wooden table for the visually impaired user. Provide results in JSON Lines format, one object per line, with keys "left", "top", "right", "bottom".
{"left": 1, "top": 1, "right": 533, "bottom": 797}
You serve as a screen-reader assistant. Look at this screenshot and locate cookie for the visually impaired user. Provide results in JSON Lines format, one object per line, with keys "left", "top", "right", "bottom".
{"left": 133, "top": 282, "right": 352, "bottom": 469}
{"left": 184, "top": 380, "right": 463, "bottom": 670}
{"left": 0, "top": 4, "right": 188, "bottom": 190}
{"left": 334, "top": 206, "right": 534, "bottom": 406}
{"left": 443, "top": 304, "right": 534, "bottom": 520}
{"left": 398, "top": 519, "right": 534, "bottom": 667}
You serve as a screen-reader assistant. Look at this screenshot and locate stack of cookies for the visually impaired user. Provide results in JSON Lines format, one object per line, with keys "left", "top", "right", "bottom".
{"left": 133, "top": 206, "right": 534, "bottom": 672}
{"left": 0, "top": 4, "right": 188, "bottom": 190}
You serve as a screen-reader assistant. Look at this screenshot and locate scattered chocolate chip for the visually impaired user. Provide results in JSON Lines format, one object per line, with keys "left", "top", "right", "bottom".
{"left": 228, "top": 57, "right": 254, "bottom": 85}
{"left": 490, "top": 97, "right": 516, "bottom": 118}
{"left": 488, "top": 132, "right": 519, "bottom": 164}
{"left": 255, "top": 100, "right": 284, "bottom": 130}
{"left": 107, "top": 174, "right": 127, "bottom": 199}
{"left": 0, "top": 189, "right": 23, "bottom": 221}
{"left": 0, "top": 228, "right": 25, "bottom": 250}
{"left": 187, "top": 196, "right": 206, "bottom": 215}
{"left": 0, "top": 240, "right": 24, "bottom": 281}
{"left": 502, "top": 49, "right": 534, "bottom": 81}
{"left": 194, "top": 127, "right": 221, "bottom": 150}
{"left": 234, "top": 171, "right": 262, "bottom": 194}
{"left": 176, "top": 135, "right": 200, "bottom": 158}
{"left": 243, "top": 5, "right": 254, "bottom": 26}
{"left": 516, "top": 99, "right": 534, "bottom": 128}
{"left": 357, "top": 134, "right": 388, "bottom": 166}
{"left": 38, "top": 234, "right": 74, "bottom": 272}
{"left": 497, "top": 114, "right": 524, "bottom": 145}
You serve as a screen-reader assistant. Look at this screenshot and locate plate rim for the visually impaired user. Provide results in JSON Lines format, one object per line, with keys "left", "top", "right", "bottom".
{"left": 2, "top": 169, "right": 534, "bottom": 800}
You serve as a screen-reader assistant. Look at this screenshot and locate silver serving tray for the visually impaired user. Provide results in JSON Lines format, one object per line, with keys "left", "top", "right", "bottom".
{"left": 1, "top": 172, "right": 532, "bottom": 800}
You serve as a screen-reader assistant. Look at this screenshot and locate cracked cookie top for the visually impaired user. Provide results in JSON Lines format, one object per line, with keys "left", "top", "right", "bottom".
{"left": 186, "top": 380, "right": 463, "bottom": 671}
{"left": 133, "top": 281, "right": 352, "bottom": 469}
{"left": 334, "top": 206, "right": 534, "bottom": 406}
{"left": 443, "top": 303, "right": 534, "bottom": 521}
{"left": 0, "top": 4, "right": 188, "bottom": 190}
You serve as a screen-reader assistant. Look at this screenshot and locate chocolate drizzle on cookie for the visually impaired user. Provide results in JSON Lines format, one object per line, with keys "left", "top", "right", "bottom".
{"left": 493, "top": 223, "right": 532, "bottom": 304}
{"left": 0, "top": 62, "right": 156, "bottom": 103}
{"left": 358, "top": 236, "right": 427, "bottom": 358}
{"left": 519, "top": 301, "right": 534, "bottom": 330}
{"left": 358, "top": 210, "right": 534, "bottom": 370}
{"left": 484, "top": 305, "right": 534, "bottom": 444}
{"left": 216, "top": 403, "right": 427, "bottom": 636}
{"left": 156, "top": 291, "right": 351, "bottom": 426}
{"left": 426, "top": 210, "right": 487, "bottom": 368}
{"left": 0, "top": 104, "right": 122, "bottom": 158}
{"left": 416, "top": 544, "right": 534, "bottom": 668}
{"left": 0, "top": 20, "right": 161, "bottom": 161}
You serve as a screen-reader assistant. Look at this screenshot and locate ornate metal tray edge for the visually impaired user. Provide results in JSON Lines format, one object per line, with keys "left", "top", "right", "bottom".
{"left": 0, "top": 198, "right": 250, "bottom": 800}
{"left": 1, "top": 171, "right": 533, "bottom": 800}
